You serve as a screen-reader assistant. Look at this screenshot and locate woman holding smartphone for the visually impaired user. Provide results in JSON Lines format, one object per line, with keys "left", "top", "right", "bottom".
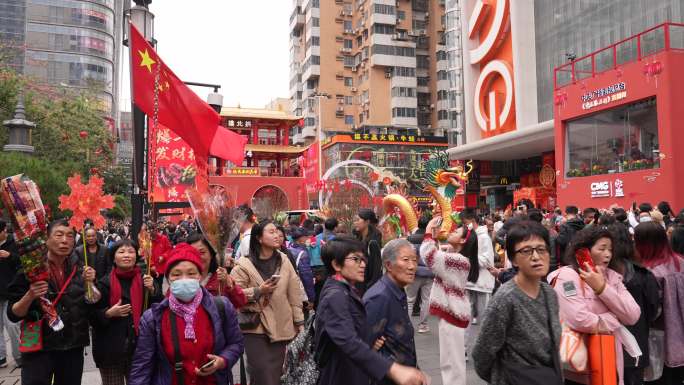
{"left": 129, "top": 244, "right": 244, "bottom": 385}
{"left": 547, "top": 226, "right": 640, "bottom": 385}
{"left": 230, "top": 220, "right": 305, "bottom": 385}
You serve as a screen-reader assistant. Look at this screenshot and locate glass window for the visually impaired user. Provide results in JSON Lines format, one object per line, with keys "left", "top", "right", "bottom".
{"left": 566, "top": 97, "right": 659, "bottom": 177}
{"left": 28, "top": 0, "right": 114, "bottom": 34}
{"left": 345, "top": 115, "right": 354, "bottom": 124}
{"left": 344, "top": 20, "right": 352, "bottom": 30}
{"left": 344, "top": 39, "right": 353, "bottom": 49}
{"left": 344, "top": 77, "right": 353, "bottom": 86}
{"left": 373, "top": 4, "right": 395, "bottom": 15}
{"left": 397, "top": 10, "right": 406, "bottom": 20}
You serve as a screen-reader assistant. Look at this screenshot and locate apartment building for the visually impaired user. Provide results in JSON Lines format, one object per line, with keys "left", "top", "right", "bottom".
{"left": 288, "top": 0, "right": 464, "bottom": 144}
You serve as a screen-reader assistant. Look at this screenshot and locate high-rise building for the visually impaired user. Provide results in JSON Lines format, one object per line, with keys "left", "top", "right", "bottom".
{"left": 0, "top": 0, "right": 124, "bottom": 128}
{"left": 288, "top": 0, "right": 463, "bottom": 142}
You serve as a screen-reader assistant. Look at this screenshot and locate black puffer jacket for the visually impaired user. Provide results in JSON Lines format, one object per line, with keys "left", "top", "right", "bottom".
{"left": 622, "top": 262, "right": 661, "bottom": 368}
{"left": 74, "top": 243, "right": 109, "bottom": 280}
{"left": 7, "top": 253, "right": 95, "bottom": 351}
{"left": 0, "top": 235, "right": 20, "bottom": 300}
{"left": 92, "top": 270, "right": 162, "bottom": 368}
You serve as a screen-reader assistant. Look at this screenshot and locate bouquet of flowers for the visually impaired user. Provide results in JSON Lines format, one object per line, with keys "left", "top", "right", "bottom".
{"left": 186, "top": 187, "right": 239, "bottom": 292}
{"left": 0, "top": 175, "right": 63, "bottom": 331}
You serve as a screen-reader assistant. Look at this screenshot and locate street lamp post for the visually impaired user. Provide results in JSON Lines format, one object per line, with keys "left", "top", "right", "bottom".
{"left": 312, "top": 92, "right": 330, "bottom": 180}
{"left": 124, "top": 0, "right": 154, "bottom": 241}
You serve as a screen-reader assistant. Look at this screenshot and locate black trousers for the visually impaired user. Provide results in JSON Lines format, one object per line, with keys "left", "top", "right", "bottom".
{"left": 21, "top": 347, "right": 85, "bottom": 385}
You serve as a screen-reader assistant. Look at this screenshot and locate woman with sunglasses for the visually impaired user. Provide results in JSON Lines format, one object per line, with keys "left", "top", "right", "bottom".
{"left": 315, "top": 236, "right": 427, "bottom": 385}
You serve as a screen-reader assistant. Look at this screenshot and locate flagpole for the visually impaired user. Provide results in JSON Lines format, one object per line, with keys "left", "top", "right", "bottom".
{"left": 125, "top": 2, "right": 155, "bottom": 242}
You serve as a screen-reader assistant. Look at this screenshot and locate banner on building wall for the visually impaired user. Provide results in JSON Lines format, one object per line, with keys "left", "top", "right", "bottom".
{"left": 304, "top": 141, "right": 320, "bottom": 193}
{"left": 148, "top": 122, "right": 207, "bottom": 203}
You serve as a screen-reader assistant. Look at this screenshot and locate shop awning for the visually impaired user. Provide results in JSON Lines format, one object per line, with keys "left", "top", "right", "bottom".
{"left": 245, "top": 143, "right": 310, "bottom": 154}
{"left": 447, "top": 120, "right": 554, "bottom": 160}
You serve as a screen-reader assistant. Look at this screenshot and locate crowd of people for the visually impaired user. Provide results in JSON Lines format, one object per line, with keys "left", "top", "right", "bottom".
{"left": 0, "top": 200, "right": 683, "bottom": 385}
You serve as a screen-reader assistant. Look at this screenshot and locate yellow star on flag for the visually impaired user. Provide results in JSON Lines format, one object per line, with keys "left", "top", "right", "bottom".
{"left": 138, "top": 49, "right": 156, "bottom": 73}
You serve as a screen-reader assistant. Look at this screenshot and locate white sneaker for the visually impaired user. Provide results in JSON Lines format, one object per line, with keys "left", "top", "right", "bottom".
{"left": 417, "top": 324, "right": 430, "bottom": 333}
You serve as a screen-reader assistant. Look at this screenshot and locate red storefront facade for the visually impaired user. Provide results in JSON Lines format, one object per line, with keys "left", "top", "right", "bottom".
{"left": 554, "top": 23, "right": 684, "bottom": 210}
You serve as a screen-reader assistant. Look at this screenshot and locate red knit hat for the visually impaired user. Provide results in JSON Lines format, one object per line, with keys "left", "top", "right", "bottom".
{"left": 162, "top": 243, "right": 203, "bottom": 276}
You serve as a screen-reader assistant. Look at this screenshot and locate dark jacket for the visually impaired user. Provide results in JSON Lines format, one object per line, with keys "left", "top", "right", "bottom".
{"left": 92, "top": 270, "right": 163, "bottom": 368}
{"left": 556, "top": 218, "right": 585, "bottom": 262}
{"left": 288, "top": 243, "right": 316, "bottom": 301}
{"left": 7, "top": 253, "right": 94, "bottom": 351}
{"left": 0, "top": 235, "right": 20, "bottom": 300}
{"left": 357, "top": 228, "right": 383, "bottom": 293}
{"left": 128, "top": 287, "right": 244, "bottom": 385}
{"left": 408, "top": 231, "right": 433, "bottom": 278}
{"left": 363, "top": 275, "right": 417, "bottom": 378}
{"left": 75, "top": 243, "right": 109, "bottom": 280}
{"left": 315, "top": 278, "right": 393, "bottom": 385}
{"left": 622, "top": 263, "right": 661, "bottom": 368}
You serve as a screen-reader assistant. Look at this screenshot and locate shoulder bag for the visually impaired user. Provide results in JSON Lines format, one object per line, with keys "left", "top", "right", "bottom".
{"left": 502, "top": 286, "right": 563, "bottom": 385}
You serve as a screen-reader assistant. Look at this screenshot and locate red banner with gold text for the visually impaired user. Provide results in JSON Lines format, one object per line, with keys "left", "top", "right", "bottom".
{"left": 148, "top": 121, "right": 207, "bottom": 203}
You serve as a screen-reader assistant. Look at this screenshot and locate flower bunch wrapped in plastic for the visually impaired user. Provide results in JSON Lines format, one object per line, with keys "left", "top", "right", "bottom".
{"left": 186, "top": 187, "right": 239, "bottom": 274}
{"left": 0, "top": 174, "right": 64, "bottom": 331}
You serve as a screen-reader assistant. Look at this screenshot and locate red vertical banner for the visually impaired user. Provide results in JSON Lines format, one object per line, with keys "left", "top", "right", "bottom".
{"left": 148, "top": 121, "right": 206, "bottom": 202}
{"left": 304, "top": 141, "right": 320, "bottom": 193}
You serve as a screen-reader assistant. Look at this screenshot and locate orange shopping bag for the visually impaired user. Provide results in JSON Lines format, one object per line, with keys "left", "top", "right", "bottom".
{"left": 587, "top": 334, "right": 617, "bottom": 385}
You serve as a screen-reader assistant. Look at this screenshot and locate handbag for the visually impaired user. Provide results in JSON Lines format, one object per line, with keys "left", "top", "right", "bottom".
{"left": 19, "top": 266, "right": 77, "bottom": 353}
{"left": 237, "top": 310, "right": 261, "bottom": 330}
{"left": 502, "top": 287, "right": 563, "bottom": 385}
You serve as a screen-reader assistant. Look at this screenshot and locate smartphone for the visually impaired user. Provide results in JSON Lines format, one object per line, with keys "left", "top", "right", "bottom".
{"left": 575, "top": 248, "right": 595, "bottom": 272}
{"left": 269, "top": 274, "right": 281, "bottom": 283}
{"left": 199, "top": 359, "right": 216, "bottom": 371}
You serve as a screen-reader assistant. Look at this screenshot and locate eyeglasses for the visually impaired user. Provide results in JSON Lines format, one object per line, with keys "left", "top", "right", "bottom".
{"left": 345, "top": 254, "right": 367, "bottom": 265}
{"left": 514, "top": 246, "right": 550, "bottom": 258}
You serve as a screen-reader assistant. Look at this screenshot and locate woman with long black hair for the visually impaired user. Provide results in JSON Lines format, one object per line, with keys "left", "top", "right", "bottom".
{"left": 230, "top": 220, "right": 304, "bottom": 385}
{"left": 353, "top": 208, "right": 383, "bottom": 292}
{"left": 420, "top": 219, "right": 478, "bottom": 385}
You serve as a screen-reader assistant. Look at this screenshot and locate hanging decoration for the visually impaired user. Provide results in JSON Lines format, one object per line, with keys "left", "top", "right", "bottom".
{"left": 58, "top": 173, "right": 114, "bottom": 301}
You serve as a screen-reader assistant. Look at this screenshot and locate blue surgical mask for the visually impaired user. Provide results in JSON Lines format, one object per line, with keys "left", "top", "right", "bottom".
{"left": 170, "top": 278, "right": 200, "bottom": 302}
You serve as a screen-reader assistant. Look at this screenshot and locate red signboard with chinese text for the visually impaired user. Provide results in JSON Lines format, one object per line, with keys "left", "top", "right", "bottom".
{"left": 148, "top": 122, "right": 206, "bottom": 203}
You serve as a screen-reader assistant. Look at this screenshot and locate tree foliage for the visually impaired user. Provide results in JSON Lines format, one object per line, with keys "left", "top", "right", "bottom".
{"left": 0, "top": 67, "right": 125, "bottom": 219}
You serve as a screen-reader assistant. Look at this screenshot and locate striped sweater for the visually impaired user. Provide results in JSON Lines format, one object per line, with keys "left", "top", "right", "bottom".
{"left": 420, "top": 234, "right": 471, "bottom": 328}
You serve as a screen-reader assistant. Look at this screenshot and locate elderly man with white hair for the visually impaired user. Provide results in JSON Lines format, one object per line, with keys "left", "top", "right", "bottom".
{"left": 363, "top": 238, "right": 419, "bottom": 385}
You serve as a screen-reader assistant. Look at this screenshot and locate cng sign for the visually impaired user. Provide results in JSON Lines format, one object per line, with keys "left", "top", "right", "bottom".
{"left": 468, "top": 0, "right": 515, "bottom": 136}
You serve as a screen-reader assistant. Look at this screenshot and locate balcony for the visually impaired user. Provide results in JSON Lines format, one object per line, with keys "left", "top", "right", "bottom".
{"left": 302, "top": 127, "right": 316, "bottom": 138}
{"left": 290, "top": 8, "right": 305, "bottom": 32}
{"left": 555, "top": 22, "right": 684, "bottom": 89}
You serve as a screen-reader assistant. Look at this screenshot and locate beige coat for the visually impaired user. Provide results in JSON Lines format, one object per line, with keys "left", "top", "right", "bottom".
{"left": 231, "top": 252, "right": 304, "bottom": 342}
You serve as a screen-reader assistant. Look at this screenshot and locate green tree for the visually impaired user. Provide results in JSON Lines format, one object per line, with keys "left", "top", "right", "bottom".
{"left": 0, "top": 67, "right": 124, "bottom": 218}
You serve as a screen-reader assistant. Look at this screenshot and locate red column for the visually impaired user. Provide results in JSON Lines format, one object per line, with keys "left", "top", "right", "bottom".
{"left": 284, "top": 123, "right": 290, "bottom": 146}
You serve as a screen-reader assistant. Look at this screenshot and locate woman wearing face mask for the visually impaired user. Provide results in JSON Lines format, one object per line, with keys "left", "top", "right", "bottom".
{"left": 185, "top": 233, "right": 247, "bottom": 309}
{"left": 128, "top": 244, "right": 244, "bottom": 385}
{"left": 548, "top": 227, "right": 641, "bottom": 385}
{"left": 421, "top": 218, "right": 478, "bottom": 385}
{"left": 472, "top": 221, "right": 562, "bottom": 385}
{"left": 93, "top": 240, "right": 161, "bottom": 385}
{"left": 230, "top": 221, "right": 305, "bottom": 385}
{"left": 316, "top": 236, "right": 427, "bottom": 385}
{"left": 353, "top": 208, "right": 383, "bottom": 293}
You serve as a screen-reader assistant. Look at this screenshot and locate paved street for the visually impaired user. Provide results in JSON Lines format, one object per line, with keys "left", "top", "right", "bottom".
{"left": 1, "top": 314, "right": 487, "bottom": 385}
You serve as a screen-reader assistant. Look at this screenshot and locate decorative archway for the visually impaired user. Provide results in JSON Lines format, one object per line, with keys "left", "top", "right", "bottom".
{"left": 252, "top": 185, "right": 289, "bottom": 220}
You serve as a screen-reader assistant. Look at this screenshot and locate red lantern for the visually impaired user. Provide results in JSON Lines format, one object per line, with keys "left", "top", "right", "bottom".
{"left": 79, "top": 130, "right": 88, "bottom": 139}
{"left": 382, "top": 177, "right": 392, "bottom": 185}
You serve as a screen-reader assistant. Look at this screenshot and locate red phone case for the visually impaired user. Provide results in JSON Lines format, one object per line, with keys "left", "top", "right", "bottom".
{"left": 576, "top": 248, "right": 595, "bottom": 271}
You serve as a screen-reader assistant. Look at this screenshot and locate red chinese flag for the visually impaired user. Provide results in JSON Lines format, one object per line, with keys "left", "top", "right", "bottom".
{"left": 129, "top": 24, "right": 246, "bottom": 164}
